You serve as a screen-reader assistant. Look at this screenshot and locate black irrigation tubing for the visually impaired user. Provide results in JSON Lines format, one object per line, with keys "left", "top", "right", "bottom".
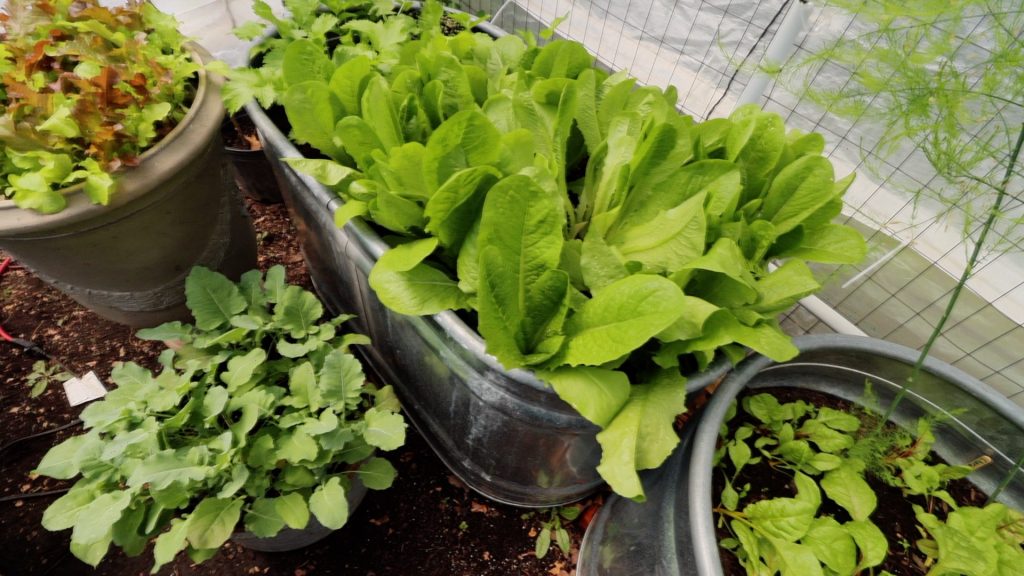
{"left": 0, "top": 488, "right": 70, "bottom": 503}
{"left": 0, "top": 419, "right": 83, "bottom": 454}
{"left": 0, "top": 255, "right": 86, "bottom": 453}
{"left": 706, "top": 0, "right": 796, "bottom": 118}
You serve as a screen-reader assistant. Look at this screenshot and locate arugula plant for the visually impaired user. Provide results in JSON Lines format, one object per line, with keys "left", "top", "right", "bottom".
{"left": 0, "top": 0, "right": 199, "bottom": 213}
{"left": 33, "top": 266, "right": 406, "bottom": 572}
{"left": 243, "top": 0, "right": 866, "bottom": 499}
{"left": 715, "top": 393, "right": 1024, "bottom": 576}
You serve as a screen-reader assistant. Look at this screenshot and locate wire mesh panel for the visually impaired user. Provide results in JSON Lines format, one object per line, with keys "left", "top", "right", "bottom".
{"left": 457, "top": 0, "right": 1024, "bottom": 404}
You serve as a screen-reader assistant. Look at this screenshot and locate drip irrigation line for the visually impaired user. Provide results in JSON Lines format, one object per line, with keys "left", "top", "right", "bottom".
{"left": 0, "top": 257, "right": 55, "bottom": 358}
{"left": 0, "top": 419, "right": 83, "bottom": 454}
{"left": 706, "top": 0, "right": 795, "bottom": 118}
{"left": 0, "top": 488, "right": 70, "bottom": 503}
{"left": 1, "top": 255, "right": 86, "bottom": 451}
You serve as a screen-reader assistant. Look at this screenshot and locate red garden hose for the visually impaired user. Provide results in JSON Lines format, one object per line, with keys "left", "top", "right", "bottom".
{"left": 0, "top": 256, "right": 48, "bottom": 355}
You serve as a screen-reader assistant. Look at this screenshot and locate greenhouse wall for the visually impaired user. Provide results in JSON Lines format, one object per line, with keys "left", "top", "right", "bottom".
{"left": 462, "top": 0, "right": 1024, "bottom": 406}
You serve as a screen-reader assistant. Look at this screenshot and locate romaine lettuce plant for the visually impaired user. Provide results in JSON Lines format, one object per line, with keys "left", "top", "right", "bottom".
{"left": 0, "top": 0, "right": 199, "bottom": 213}
{"left": 33, "top": 266, "right": 406, "bottom": 572}
{"left": 244, "top": 0, "right": 866, "bottom": 498}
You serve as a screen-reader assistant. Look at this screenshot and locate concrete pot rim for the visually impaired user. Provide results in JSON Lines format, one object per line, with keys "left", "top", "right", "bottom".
{"left": 0, "top": 42, "right": 223, "bottom": 236}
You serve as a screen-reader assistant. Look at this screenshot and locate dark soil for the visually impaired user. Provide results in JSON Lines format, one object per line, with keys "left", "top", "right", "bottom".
{"left": 0, "top": 195, "right": 595, "bottom": 575}
{"left": 222, "top": 112, "right": 262, "bottom": 151}
{"left": 713, "top": 386, "right": 989, "bottom": 576}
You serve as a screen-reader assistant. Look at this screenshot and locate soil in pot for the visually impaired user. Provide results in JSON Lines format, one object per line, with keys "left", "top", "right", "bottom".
{"left": 713, "top": 386, "right": 994, "bottom": 576}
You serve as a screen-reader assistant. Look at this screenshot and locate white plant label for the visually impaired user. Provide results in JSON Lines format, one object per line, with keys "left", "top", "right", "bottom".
{"left": 62, "top": 371, "right": 108, "bottom": 407}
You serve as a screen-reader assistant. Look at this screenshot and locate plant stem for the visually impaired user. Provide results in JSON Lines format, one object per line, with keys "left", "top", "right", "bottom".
{"left": 990, "top": 450, "right": 1024, "bottom": 503}
{"left": 881, "top": 122, "right": 1024, "bottom": 429}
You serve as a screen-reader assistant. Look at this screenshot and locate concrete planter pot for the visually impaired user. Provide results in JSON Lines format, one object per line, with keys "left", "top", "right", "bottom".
{"left": 0, "top": 44, "right": 257, "bottom": 328}
{"left": 244, "top": 12, "right": 731, "bottom": 505}
{"left": 578, "top": 334, "right": 1024, "bottom": 575}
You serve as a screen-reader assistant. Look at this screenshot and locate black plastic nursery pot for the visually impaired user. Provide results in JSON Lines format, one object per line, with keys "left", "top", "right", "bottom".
{"left": 0, "top": 45, "right": 257, "bottom": 328}
{"left": 577, "top": 334, "right": 1024, "bottom": 575}
{"left": 245, "top": 13, "right": 731, "bottom": 505}
{"left": 222, "top": 110, "right": 283, "bottom": 204}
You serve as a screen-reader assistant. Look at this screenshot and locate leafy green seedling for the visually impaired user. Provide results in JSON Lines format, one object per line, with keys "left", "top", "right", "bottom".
{"left": 534, "top": 505, "right": 580, "bottom": 559}
{"left": 25, "top": 360, "right": 73, "bottom": 398}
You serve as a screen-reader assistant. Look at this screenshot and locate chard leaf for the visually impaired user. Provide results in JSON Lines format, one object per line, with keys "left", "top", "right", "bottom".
{"left": 761, "top": 155, "right": 835, "bottom": 234}
{"left": 357, "top": 457, "right": 398, "bottom": 490}
{"left": 369, "top": 238, "right": 470, "bottom": 315}
{"left": 422, "top": 109, "right": 501, "bottom": 192}
{"left": 185, "top": 498, "right": 243, "bottom": 551}
{"left": 821, "top": 463, "right": 876, "bottom": 521}
{"left": 765, "top": 538, "right": 825, "bottom": 576}
{"left": 744, "top": 495, "right": 817, "bottom": 543}
{"left": 538, "top": 367, "right": 631, "bottom": 428}
{"left": 774, "top": 223, "right": 868, "bottom": 264}
{"left": 424, "top": 166, "right": 502, "bottom": 250}
{"left": 595, "top": 371, "right": 688, "bottom": 500}
{"left": 185, "top": 267, "right": 247, "bottom": 331}
{"left": 560, "top": 275, "right": 686, "bottom": 366}
{"left": 309, "top": 477, "right": 348, "bottom": 530}
{"left": 845, "top": 520, "right": 888, "bottom": 570}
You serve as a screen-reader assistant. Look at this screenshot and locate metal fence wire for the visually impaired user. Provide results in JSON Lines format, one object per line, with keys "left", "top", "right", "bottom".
{"left": 459, "top": 0, "right": 1024, "bottom": 406}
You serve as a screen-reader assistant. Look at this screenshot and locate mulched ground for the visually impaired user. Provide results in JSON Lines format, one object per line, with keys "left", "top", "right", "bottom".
{"left": 1, "top": 193, "right": 598, "bottom": 576}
